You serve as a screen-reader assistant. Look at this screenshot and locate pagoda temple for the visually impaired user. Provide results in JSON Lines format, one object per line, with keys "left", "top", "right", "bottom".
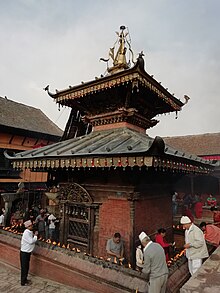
{"left": 5, "top": 26, "right": 215, "bottom": 266}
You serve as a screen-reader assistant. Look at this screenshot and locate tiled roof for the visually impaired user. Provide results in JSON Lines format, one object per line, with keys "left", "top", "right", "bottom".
{"left": 0, "top": 96, "right": 63, "bottom": 137}
{"left": 163, "top": 133, "right": 220, "bottom": 156}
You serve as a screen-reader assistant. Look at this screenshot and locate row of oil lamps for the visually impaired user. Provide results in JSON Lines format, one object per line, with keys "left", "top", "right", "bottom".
{"left": 1, "top": 226, "right": 141, "bottom": 293}
{"left": 167, "top": 249, "right": 185, "bottom": 267}
{"left": 2, "top": 225, "right": 185, "bottom": 269}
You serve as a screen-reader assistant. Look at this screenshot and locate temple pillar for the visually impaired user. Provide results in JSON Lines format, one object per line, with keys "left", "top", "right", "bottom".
{"left": 189, "top": 175, "right": 194, "bottom": 195}
{"left": 59, "top": 200, "right": 66, "bottom": 244}
{"left": 93, "top": 206, "right": 100, "bottom": 256}
{"left": 128, "top": 191, "right": 139, "bottom": 268}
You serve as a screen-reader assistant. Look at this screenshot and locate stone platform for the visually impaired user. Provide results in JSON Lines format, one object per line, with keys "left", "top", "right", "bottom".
{"left": 180, "top": 246, "right": 220, "bottom": 293}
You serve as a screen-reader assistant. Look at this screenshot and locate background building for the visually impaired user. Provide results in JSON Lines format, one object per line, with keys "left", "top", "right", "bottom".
{"left": 0, "top": 96, "right": 62, "bottom": 215}
{"left": 164, "top": 133, "right": 220, "bottom": 196}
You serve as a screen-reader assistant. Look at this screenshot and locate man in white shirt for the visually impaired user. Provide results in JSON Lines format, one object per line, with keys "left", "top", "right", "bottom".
{"left": 180, "top": 216, "right": 208, "bottom": 275}
{"left": 20, "top": 220, "right": 38, "bottom": 286}
{"left": 48, "top": 213, "right": 56, "bottom": 241}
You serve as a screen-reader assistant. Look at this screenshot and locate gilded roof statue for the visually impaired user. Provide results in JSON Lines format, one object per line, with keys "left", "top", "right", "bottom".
{"left": 101, "top": 25, "right": 135, "bottom": 74}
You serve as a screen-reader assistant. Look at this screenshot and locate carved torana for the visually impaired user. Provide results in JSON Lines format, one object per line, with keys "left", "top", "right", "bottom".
{"left": 59, "top": 183, "right": 93, "bottom": 203}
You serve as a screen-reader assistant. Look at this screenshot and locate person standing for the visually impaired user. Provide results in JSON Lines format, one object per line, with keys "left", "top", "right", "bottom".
{"left": 20, "top": 220, "right": 38, "bottom": 286}
{"left": 139, "top": 231, "right": 168, "bottom": 293}
{"left": 155, "top": 228, "right": 173, "bottom": 262}
{"left": 172, "top": 191, "right": 178, "bottom": 216}
{"left": 182, "top": 205, "right": 194, "bottom": 223}
{"left": 194, "top": 195, "right": 203, "bottom": 219}
{"left": 180, "top": 216, "right": 208, "bottom": 275}
{"left": 106, "top": 232, "right": 124, "bottom": 263}
{"left": 48, "top": 213, "right": 56, "bottom": 241}
{"left": 136, "top": 244, "right": 144, "bottom": 271}
{"left": 35, "top": 209, "right": 46, "bottom": 239}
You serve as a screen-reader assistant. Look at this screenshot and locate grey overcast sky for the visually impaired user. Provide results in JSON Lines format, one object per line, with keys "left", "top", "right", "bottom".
{"left": 0, "top": 0, "right": 219, "bottom": 137}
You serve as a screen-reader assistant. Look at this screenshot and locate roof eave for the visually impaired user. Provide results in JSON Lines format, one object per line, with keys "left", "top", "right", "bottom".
{"left": 47, "top": 63, "right": 184, "bottom": 110}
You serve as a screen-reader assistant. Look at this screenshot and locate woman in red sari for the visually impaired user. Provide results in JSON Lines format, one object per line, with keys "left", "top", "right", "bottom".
{"left": 194, "top": 201, "right": 203, "bottom": 218}
{"left": 155, "top": 228, "right": 172, "bottom": 262}
{"left": 182, "top": 205, "right": 194, "bottom": 223}
{"left": 194, "top": 195, "right": 203, "bottom": 219}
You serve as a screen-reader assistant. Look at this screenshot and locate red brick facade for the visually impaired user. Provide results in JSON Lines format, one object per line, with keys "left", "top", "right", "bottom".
{"left": 98, "top": 198, "right": 131, "bottom": 259}
{"left": 135, "top": 195, "right": 172, "bottom": 239}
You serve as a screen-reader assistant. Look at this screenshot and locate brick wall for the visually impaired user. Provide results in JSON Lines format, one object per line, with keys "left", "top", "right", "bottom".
{"left": 135, "top": 195, "right": 173, "bottom": 243}
{"left": 98, "top": 198, "right": 131, "bottom": 260}
{"left": 0, "top": 232, "right": 148, "bottom": 293}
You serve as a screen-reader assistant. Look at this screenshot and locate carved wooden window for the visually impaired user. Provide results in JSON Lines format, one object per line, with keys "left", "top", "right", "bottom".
{"left": 59, "top": 183, "right": 95, "bottom": 253}
{"left": 66, "top": 204, "right": 91, "bottom": 246}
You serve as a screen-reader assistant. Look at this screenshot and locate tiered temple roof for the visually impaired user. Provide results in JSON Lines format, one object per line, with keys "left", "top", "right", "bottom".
{"left": 5, "top": 26, "right": 216, "bottom": 174}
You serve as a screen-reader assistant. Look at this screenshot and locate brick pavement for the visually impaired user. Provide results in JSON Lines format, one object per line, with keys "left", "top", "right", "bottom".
{"left": 0, "top": 260, "right": 92, "bottom": 293}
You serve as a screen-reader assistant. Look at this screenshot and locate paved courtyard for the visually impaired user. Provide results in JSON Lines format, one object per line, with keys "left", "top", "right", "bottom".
{"left": 0, "top": 260, "right": 92, "bottom": 293}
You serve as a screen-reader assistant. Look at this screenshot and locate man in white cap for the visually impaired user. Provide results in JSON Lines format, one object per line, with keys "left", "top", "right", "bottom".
{"left": 20, "top": 220, "right": 38, "bottom": 286}
{"left": 180, "top": 216, "right": 208, "bottom": 275}
{"left": 139, "top": 231, "right": 168, "bottom": 293}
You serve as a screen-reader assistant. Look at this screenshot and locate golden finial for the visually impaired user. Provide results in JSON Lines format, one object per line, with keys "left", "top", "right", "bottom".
{"left": 100, "top": 26, "right": 135, "bottom": 75}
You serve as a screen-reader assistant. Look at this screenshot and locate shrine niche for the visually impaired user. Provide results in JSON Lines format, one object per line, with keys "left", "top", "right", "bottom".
{"left": 58, "top": 183, "right": 98, "bottom": 253}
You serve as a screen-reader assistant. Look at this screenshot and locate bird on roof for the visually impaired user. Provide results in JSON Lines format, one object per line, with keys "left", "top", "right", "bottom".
{"left": 136, "top": 51, "right": 145, "bottom": 70}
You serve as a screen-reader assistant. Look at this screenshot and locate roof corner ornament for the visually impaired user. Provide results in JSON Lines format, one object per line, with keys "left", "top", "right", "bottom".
{"left": 43, "top": 85, "right": 54, "bottom": 97}
{"left": 3, "top": 150, "right": 14, "bottom": 159}
{"left": 100, "top": 26, "right": 135, "bottom": 75}
{"left": 183, "top": 95, "right": 190, "bottom": 105}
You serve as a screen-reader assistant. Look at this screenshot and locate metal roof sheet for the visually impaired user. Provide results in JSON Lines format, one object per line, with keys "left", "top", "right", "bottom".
{"left": 6, "top": 127, "right": 214, "bottom": 168}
